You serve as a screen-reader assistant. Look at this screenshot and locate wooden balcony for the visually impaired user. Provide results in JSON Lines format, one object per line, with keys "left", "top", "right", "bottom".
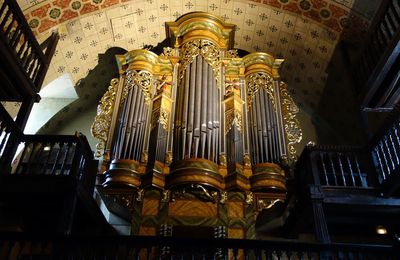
{"left": 354, "top": 0, "right": 400, "bottom": 110}
{"left": 0, "top": 0, "right": 58, "bottom": 101}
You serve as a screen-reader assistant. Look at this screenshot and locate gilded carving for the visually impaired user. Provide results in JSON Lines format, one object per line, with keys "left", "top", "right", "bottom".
{"left": 165, "top": 151, "right": 173, "bottom": 165}
{"left": 219, "top": 154, "right": 227, "bottom": 166}
{"left": 226, "top": 49, "right": 239, "bottom": 58}
{"left": 219, "top": 191, "right": 228, "bottom": 204}
{"left": 257, "top": 198, "right": 285, "bottom": 211}
{"left": 91, "top": 78, "right": 119, "bottom": 157}
{"left": 161, "top": 190, "right": 171, "bottom": 203}
{"left": 224, "top": 82, "right": 244, "bottom": 135}
{"left": 225, "top": 109, "right": 242, "bottom": 134}
{"left": 125, "top": 70, "right": 153, "bottom": 106}
{"left": 245, "top": 192, "right": 254, "bottom": 205}
{"left": 179, "top": 39, "right": 221, "bottom": 87}
{"left": 246, "top": 72, "right": 275, "bottom": 110}
{"left": 244, "top": 154, "right": 251, "bottom": 167}
{"left": 161, "top": 47, "right": 174, "bottom": 58}
{"left": 136, "top": 189, "right": 145, "bottom": 202}
{"left": 280, "top": 82, "right": 302, "bottom": 164}
{"left": 159, "top": 109, "right": 169, "bottom": 130}
{"left": 141, "top": 152, "right": 148, "bottom": 163}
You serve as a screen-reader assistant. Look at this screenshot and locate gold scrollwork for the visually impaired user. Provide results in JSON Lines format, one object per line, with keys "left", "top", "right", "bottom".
{"left": 125, "top": 70, "right": 153, "bottom": 106}
{"left": 179, "top": 39, "right": 221, "bottom": 87}
{"left": 225, "top": 109, "right": 242, "bottom": 135}
{"left": 257, "top": 198, "right": 285, "bottom": 211}
{"left": 165, "top": 151, "right": 173, "bottom": 165}
{"left": 280, "top": 82, "right": 302, "bottom": 164}
{"left": 245, "top": 192, "right": 254, "bottom": 205}
{"left": 159, "top": 109, "right": 169, "bottom": 130}
{"left": 246, "top": 72, "right": 274, "bottom": 110}
{"left": 91, "top": 78, "right": 119, "bottom": 158}
{"left": 161, "top": 47, "right": 174, "bottom": 58}
{"left": 226, "top": 49, "right": 239, "bottom": 58}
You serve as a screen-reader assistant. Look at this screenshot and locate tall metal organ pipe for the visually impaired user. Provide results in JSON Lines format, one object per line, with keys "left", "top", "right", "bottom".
{"left": 113, "top": 83, "right": 148, "bottom": 162}
{"left": 249, "top": 87, "right": 280, "bottom": 164}
{"left": 173, "top": 55, "right": 220, "bottom": 162}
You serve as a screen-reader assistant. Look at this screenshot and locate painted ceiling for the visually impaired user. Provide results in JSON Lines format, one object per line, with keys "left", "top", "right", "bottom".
{"left": 16, "top": 0, "right": 380, "bottom": 128}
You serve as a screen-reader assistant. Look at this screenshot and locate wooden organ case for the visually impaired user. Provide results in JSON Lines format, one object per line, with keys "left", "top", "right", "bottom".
{"left": 92, "top": 12, "right": 302, "bottom": 239}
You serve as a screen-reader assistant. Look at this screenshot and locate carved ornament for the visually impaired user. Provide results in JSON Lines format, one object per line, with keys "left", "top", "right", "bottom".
{"left": 280, "top": 82, "right": 302, "bottom": 164}
{"left": 179, "top": 39, "right": 222, "bottom": 88}
{"left": 91, "top": 78, "right": 119, "bottom": 157}
{"left": 246, "top": 72, "right": 275, "bottom": 110}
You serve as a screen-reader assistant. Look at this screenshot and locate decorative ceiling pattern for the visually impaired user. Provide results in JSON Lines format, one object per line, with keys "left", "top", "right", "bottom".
{"left": 19, "top": 0, "right": 379, "bottom": 114}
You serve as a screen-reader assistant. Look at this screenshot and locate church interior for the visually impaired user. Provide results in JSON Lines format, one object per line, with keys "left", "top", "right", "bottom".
{"left": 1, "top": 0, "right": 400, "bottom": 258}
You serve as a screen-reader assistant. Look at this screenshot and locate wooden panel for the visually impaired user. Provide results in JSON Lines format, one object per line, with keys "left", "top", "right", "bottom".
{"left": 142, "top": 199, "right": 160, "bottom": 216}
{"left": 139, "top": 226, "right": 156, "bottom": 236}
{"left": 227, "top": 201, "right": 244, "bottom": 218}
{"left": 168, "top": 200, "right": 217, "bottom": 217}
{"left": 228, "top": 228, "right": 245, "bottom": 239}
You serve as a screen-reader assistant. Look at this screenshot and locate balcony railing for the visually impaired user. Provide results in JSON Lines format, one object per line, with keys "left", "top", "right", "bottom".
{"left": 355, "top": 0, "right": 400, "bottom": 109}
{"left": 0, "top": 105, "right": 96, "bottom": 193}
{"left": 369, "top": 105, "right": 400, "bottom": 195}
{"left": 0, "top": 234, "right": 398, "bottom": 259}
{"left": 0, "top": 0, "right": 58, "bottom": 98}
{"left": 296, "top": 145, "right": 372, "bottom": 188}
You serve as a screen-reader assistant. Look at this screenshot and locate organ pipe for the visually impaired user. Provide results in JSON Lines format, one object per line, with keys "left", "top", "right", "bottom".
{"left": 92, "top": 12, "right": 302, "bottom": 192}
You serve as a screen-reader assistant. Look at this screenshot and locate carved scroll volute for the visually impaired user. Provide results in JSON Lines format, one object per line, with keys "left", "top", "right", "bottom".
{"left": 91, "top": 78, "right": 120, "bottom": 159}
{"left": 279, "top": 82, "right": 302, "bottom": 164}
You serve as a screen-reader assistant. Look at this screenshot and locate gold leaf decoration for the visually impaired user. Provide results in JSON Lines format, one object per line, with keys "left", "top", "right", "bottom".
{"left": 161, "top": 47, "right": 174, "bottom": 58}
{"left": 280, "top": 82, "right": 302, "bottom": 164}
{"left": 91, "top": 78, "right": 119, "bottom": 158}
{"left": 125, "top": 70, "right": 153, "bottom": 106}
{"left": 246, "top": 72, "right": 274, "bottom": 110}
{"left": 179, "top": 39, "right": 221, "bottom": 88}
{"left": 226, "top": 49, "right": 239, "bottom": 58}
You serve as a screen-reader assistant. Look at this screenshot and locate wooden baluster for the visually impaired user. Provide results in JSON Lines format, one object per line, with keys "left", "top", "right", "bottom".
{"left": 31, "top": 59, "right": 42, "bottom": 83}
{"left": 337, "top": 153, "right": 347, "bottom": 186}
{"left": 41, "top": 143, "right": 53, "bottom": 174}
{"left": 60, "top": 142, "right": 71, "bottom": 175}
{"left": 232, "top": 248, "right": 238, "bottom": 260}
{"left": 9, "top": 23, "right": 21, "bottom": 47}
{"left": 383, "top": 137, "right": 395, "bottom": 170}
{"left": 379, "top": 141, "right": 392, "bottom": 176}
{"left": 16, "top": 141, "right": 30, "bottom": 174}
{"left": 27, "top": 54, "right": 37, "bottom": 77}
{"left": 387, "top": 5, "right": 399, "bottom": 29}
{"left": 391, "top": 0, "right": 400, "bottom": 24}
{"left": 389, "top": 128, "right": 400, "bottom": 167}
{"left": 0, "top": 7, "right": 11, "bottom": 29}
{"left": 297, "top": 251, "right": 304, "bottom": 260}
{"left": 0, "top": 1, "right": 8, "bottom": 19}
{"left": 0, "top": 125, "right": 9, "bottom": 154}
{"left": 22, "top": 45, "right": 33, "bottom": 70}
{"left": 50, "top": 143, "right": 62, "bottom": 175}
{"left": 20, "top": 44, "right": 31, "bottom": 67}
{"left": 373, "top": 146, "right": 386, "bottom": 181}
{"left": 319, "top": 152, "right": 329, "bottom": 185}
{"left": 346, "top": 153, "right": 356, "bottom": 186}
{"left": 25, "top": 142, "right": 36, "bottom": 173}
{"left": 4, "top": 15, "right": 15, "bottom": 39}
{"left": 384, "top": 14, "right": 395, "bottom": 36}
{"left": 328, "top": 152, "right": 338, "bottom": 185}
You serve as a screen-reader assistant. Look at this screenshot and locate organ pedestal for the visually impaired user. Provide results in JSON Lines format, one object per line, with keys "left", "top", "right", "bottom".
{"left": 92, "top": 12, "right": 302, "bottom": 238}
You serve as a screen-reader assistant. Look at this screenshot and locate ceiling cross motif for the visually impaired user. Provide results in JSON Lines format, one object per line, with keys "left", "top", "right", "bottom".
{"left": 19, "top": 0, "right": 379, "bottom": 115}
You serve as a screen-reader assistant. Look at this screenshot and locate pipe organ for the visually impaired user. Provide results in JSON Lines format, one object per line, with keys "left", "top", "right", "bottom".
{"left": 92, "top": 12, "right": 302, "bottom": 238}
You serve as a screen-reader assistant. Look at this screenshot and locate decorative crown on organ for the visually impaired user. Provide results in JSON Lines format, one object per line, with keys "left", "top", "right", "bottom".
{"left": 91, "top": 12, "right": 302, "bottom": 193}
